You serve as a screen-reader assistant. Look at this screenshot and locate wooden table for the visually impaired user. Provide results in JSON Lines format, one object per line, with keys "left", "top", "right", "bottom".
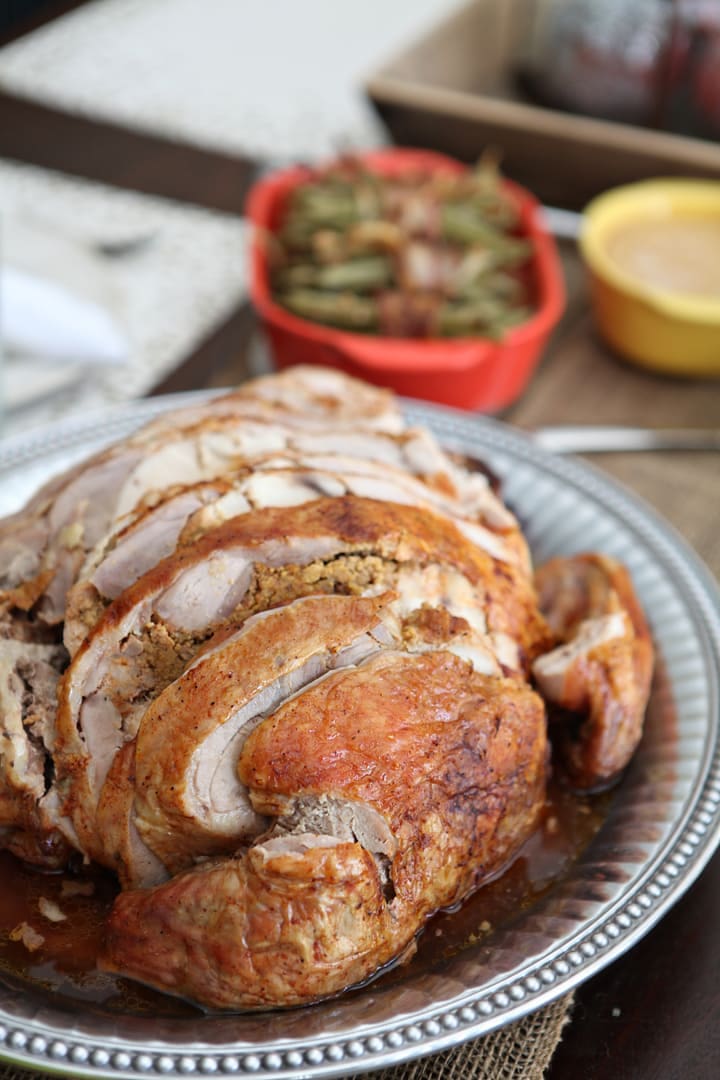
{"left": 1, "top": 25, "right": 720, "bottom": 1075}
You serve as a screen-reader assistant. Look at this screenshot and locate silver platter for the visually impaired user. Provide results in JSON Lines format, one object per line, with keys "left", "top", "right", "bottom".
{"left": 0, "top": 393, "right": 718, "bottom": 1079}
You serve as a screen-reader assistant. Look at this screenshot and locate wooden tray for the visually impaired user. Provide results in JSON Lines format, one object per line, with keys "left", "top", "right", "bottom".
{"left": 365, "top": 0, "right": 720, "bottom": 209}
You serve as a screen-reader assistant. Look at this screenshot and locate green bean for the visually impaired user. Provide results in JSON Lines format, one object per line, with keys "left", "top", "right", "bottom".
{"left": 279, "top": 218, "right": 330, "bottom": 253}
{"left": 272, "top": 157, "right": 535, "bottom": 338}
{"left": 293, "top": 194, "right": 360, "bottom": 228}
{"left": 452, "top": 269, "right": 526, "bottom": 304}
{"left": 290, "top": 181, "right": 382, "bottom": 228}
{"left": 279, "top": 289, "right": 379, "bottom": 331}
{"left": 437, "top": 298, "right": 531, "bottom": 338}
{"left": 441, "top": 204, "right": 530, "bottom": 264}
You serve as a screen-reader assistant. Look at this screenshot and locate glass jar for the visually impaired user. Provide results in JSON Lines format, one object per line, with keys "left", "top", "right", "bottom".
{"left": 664, "top": 0, "right": 720, "bottom": 137}
{"left": 520, "top": 0, "right": 675, "bottom": 126}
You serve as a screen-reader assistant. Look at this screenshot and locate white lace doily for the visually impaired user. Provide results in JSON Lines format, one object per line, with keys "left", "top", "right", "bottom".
{"left": 0, "top": 0, "right": 457, "bottom": 161}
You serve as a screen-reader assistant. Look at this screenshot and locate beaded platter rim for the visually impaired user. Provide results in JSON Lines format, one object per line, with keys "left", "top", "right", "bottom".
{"left": 0, "top": 392, "right": 718, "bottom": 1080}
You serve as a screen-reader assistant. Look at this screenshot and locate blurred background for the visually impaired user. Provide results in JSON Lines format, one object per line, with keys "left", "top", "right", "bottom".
{"left": 1, "top": 0, "right": 719, "bottom": 433}
{"left": 1, "top": 0, "right": 719, "bottom": 435}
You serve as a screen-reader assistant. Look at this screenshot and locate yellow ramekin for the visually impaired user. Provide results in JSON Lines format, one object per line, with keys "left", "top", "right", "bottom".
{"left": 580, "top": 179, "right": 720, "bottom": 377}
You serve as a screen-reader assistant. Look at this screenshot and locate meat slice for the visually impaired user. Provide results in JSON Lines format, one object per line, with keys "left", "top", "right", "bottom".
{"left": 0, "top": 446, "right": 146, "bottom": 627}
{"left": 64, "top": 450, "right": 524, "bottom": 656}
{"left": 0, "top": 368, "right": 408, "bottom": 630}
{"left": 63, "top": 480, "right": 237, "bottom": 654}
{"left": 0, "top": 516, "right": 53, "bottom": 595}
{"left": 102, "top": 653, "right": 547, "bottom": 1010}
{"left": 231, "top": 365, "right": 404, "bottom": 430}
{"left": 2, "top": 359, "right": 513, "bottom": 653}
{"left": 94, "top": 740, "right": 167, "bottom": 889}
{"left": 80, "top": 483, "right": 231, "bottom": 605}
{"left": 55, "top": 496, "right": 544, "bottom": 863}
{"left": 0, "top": 640, "right": 72, "bottom": 869}
{"left": 133, "top": 364, "right": 406, "bottom": 445}
{"left": 123, "top": 594, "right": 397, "bottom": 886}
{"left": 532, "top": 554, "right": 654, "bottom": 790}
{"left": 0, "top": 641, "right": 61, "bottom": 799}
{"left": 184, "top": 455, "right": 518, "bottom": 560}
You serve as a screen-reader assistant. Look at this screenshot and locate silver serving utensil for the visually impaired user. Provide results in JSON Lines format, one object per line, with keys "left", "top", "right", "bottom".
{"left": 537, "top": 205, "right": 582, "bottom": 241}
{"left": 532, "top": 425, "right": 720, "bottom": 453}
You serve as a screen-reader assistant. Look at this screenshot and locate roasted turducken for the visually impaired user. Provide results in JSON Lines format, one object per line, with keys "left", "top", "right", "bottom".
{"left": 0, "top": 366, "right": 653, "bottom": 1010}
{"left": 104, "top": 656, "right": 547, "bottom": 1010}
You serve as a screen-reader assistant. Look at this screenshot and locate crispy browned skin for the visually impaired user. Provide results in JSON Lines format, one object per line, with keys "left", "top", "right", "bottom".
{"left": 533, "top": 554, "right": 654, "bottom": 790}
{"left": 102, "top": 653, "right": 547, "bottom": 1009}
{"left": 131, "top": 594, "right": 393, "bottom": 882}
{"left": 83, "top": 495, "right": 542, "bottom": 651}
{"left": 104, "top": 840, "right": 396, "bottom": 1010}
{"left": 55, "top": 496, "right": 550, "bottom": 865}
{"left": 241, "top": 654, "right": 547, "bottom": 898}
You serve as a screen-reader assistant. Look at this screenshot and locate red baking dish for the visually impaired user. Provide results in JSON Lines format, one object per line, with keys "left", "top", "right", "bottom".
{"left": 246, "top": 148, "right": 565, "bottom": 412}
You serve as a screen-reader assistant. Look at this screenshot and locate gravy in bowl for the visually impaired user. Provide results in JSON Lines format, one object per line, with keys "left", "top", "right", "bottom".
{"left": 605, "top": 216, "right": 720, "bottom": 298}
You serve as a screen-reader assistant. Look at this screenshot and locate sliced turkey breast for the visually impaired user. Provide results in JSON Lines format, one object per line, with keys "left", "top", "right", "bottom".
{"left": 132, "top": 364, "right": 406, "bottom": 446}
{"left": 230, "top": 365, "right": 404, "bottom": 432}
{"left": 63, "top": 451, "right": 524, "bottom": 656}
{"left": 94, "top": 740, "right": 167, "bottom": 889}
{"left": 55, "top": 496, "right": 542, "bottom": 862}
{"left": 0, "top": 516, "right": 53, "bottom": 595}
{"left": 0, "top": 445, "right": 146, "bottom": 627}
{"left": 63, "top": 480, "right": 237, "bottom": 654}
{"left": 129, "top": 594, "right": 396, "bottom": 885}
{"left": 0, "top": 640, "right": 63, "bottom": 806}
{"left": 0, "top": 441, "right": 127, "bottom": 593}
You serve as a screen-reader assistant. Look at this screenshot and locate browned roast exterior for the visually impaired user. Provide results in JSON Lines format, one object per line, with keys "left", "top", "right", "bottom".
{"left": 103, "top": 654, "right": 547, "bottom": 1009}
{"left": 0, "top": 368, "right": 654, "bottom": 1011}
